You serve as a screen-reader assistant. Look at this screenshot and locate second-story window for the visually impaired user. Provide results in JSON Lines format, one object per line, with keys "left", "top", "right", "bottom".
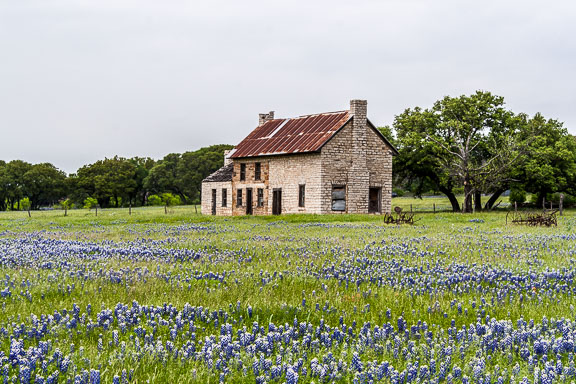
{"left": 240, "top": 163, "right": 246, "bottom": 181}
{"left": 255, "top": 162, "right": 261, "bottom": 180}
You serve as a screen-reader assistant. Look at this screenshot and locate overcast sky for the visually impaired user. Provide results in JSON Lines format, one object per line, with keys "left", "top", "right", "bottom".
{"left": 1, "top": 0, "right": 575, "bottom": 174}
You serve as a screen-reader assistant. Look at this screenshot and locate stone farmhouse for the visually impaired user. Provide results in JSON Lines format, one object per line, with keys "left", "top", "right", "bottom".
{"left": 201, "top": 100, "right": 397, "bottom": 216}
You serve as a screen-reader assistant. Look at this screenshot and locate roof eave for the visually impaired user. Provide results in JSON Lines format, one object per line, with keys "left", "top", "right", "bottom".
{"left": 229, "top": 150, "right": 322, "bottom": 160}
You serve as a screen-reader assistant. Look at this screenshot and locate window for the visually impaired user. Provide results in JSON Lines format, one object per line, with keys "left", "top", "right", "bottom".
{"left": 237, "top": 189, "right": 243, "bottom": 207}
{"left": 255, "top": 162, "right": 261, "bottom": 180}
{"left": 257, "top": 188, "right": 264, "bottom": 207}
{"left": 331, "top": 185, "right": 346, "bottom": 211}
{"left": 222, "top": 188, "right": 227, "bottom": 207}
{"left": 298, "top": 184, "right": 305, "bottom": 207}
{"left": 240, "top": 163, "right": 246, "bottom": 181}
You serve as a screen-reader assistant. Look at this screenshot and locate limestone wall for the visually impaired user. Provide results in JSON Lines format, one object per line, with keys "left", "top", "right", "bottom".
{"left": 320, "top": 121, "right": 394, "bottom": 214}
{"left": 231, "top": 160, "right": 269, "bottom": 215}
{"left": 366, "top": 125, "right": 394, "bottom": 214}
{"left": 320, "top": 121, "right": 354, "bottom": 213}
{"left": 201, "top": 181, "right": 233, "bottom": 216}
{"left": 231, "top": 154, "right": 322, "bottom": 215}
{"left": 268, "top": 153, "right": 322, "bottom": 214}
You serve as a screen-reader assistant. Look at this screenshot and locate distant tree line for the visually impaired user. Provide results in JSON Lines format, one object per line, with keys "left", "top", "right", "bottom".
{"left": 380, "top": 90, "right": 576, "bottom": 212}
{"left": 0, "top": 144, "right": 233, "bottom": 211}
{"left": 2, "top": 91, "right": 574, "bottom": 214}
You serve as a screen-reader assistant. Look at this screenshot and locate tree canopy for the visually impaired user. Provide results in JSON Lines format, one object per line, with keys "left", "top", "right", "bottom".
{"left": 391, "top": 91, "right": 575, "bottom": 212}
{"left": 144, "top": 144, "right": 233, "bottom": 204}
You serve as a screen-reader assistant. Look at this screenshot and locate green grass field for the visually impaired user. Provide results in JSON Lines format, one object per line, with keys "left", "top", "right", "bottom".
{"left": 1, "top": 201, "right": 575, "bottom": 383}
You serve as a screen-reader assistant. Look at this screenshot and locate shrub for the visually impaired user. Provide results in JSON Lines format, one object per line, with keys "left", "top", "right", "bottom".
{"left": 147, "top": 194, "right": 163, "bottom": 206}
{"left": 83, "top": 197, "right": 98, "bottom": 209}
{"left": 509, "top": 188, "right": 526, "bottom": 205}
{"left": 147, "top": 193, "right": 181, "bottom": 207}
{"left": 161, "top": 193, "right": 181, "bottom": 206}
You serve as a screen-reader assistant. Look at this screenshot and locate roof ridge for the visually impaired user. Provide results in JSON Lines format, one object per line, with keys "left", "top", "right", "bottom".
{"left": 296, "top": 110, "right": 348, "bottom": 118}
{"left": 264, "top": 111, "right": 348, "bottom": 121}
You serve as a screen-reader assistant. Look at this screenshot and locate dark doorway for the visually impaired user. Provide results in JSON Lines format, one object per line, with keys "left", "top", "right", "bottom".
{"left": 369, "top": 187, "right": 381, "bottom": 213}
{"left": 272, "top": 188, "right": 282, "bottom": 215}
{"left": 246, "top": 188, "right": 253, "bottom": 215}
{"left": 211, "top": 189, "right": 217, "bottom": 215}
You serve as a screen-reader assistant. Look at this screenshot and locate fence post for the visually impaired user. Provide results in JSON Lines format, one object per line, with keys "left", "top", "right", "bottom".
{"left": 410, "top": 204, "right": 413, "bottom": 213}
{"left": 433, "top": 203, "right": 436, "bottom": 213}
{"left": 542, "top": 197, "right": 545, "bottom": 210}
{"left": 560, "top": 194, "right": 564, "bottom": 216}
{"left": 550, "top": 201, "right": 553, "bottom": 210}
{"left": 129, "top": 202, "right": 132, "bottom": 216}
{"left": 514, "top": 201, "right": 517, "bottom": 213}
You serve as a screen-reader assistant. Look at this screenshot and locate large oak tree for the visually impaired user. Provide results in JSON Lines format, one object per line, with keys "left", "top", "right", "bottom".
{"left": 393, "top": 91, "right": 524, "bottom": 212}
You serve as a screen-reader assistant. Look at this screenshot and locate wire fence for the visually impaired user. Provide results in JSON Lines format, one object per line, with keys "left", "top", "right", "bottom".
{"left": 391, "top": 197, "right": 512, "bottom": 213}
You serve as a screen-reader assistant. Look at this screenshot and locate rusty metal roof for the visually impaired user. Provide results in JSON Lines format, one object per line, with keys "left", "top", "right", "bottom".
{"left": 229, "top": 111, "right": 351, "bottom": 158}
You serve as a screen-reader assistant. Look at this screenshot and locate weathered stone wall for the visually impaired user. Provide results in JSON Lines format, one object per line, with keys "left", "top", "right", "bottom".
{"left": 229, "top": 155, "right": 322, "bottom": 215}
{"left": 320, "top": 121, "right": 353, "bottom": 213}
{"left": 366, "top": 126, "right": 394, "bottom": 214}
{"left": 231, "top": 160, "right": 269, "bottom": 215}
{"left": 201, "top": 181, "right": 233, "bottom": 216}
{"left": 320, "top": 120, "right": 394, "bottom": 214}
{"left": 267, "top": 153, "right": 322, "bottom": 214}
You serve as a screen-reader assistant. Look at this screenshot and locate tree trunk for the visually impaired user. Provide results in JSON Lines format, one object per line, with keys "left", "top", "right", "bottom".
{"left": 474, "top": 191, "right": 482, "bottom": 212}
{"left": 484, "top": 188, "right": 506, "bottom": 210}
{"left": 535, "top": 191, "right": 546, "bottom": 209}
{"left": 463, "top": 183, "right": 473, "bottom": 213}
{"left": 439, "top": 186, "right": 460, "bottom": 212}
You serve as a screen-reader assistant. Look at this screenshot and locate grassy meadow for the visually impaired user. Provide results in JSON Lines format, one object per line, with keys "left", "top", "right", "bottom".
{"left": 1, "top": 198, "right": 576, "bottom": 383}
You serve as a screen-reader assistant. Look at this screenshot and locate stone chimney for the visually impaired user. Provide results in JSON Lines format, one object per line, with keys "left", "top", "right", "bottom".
{"left": 223, "top": 150, "right": 232, "bottom": 166}
{"left": 350, "top": 99, "right": 367, "bottom": 157}
{"left": 350, "top": 100, "right": 367, "bottom": 135}
{"left": 258, "top": 111, "right": 275, "bottom": 126}
{"left": 348, "top": 99, "right": 369, "bottom": 213}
